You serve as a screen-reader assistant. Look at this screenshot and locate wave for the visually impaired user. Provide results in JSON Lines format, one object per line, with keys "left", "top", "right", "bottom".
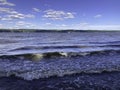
{"left": 9, "top": 45, "right": 88, "bottom": 51}
{"left": 1, "top": 49, "right": 120, "bottom": 61}
{"left": 90, "top": 41, "right": 120, "bottom": 44}
{"left": 0, "top": 49, "right": 120, "bottom": 80}
{"left": 0, "top": 39, "right": 17, "bottom": 44}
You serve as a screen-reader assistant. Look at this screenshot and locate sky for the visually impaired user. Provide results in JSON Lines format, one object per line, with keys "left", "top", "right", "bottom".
{"left": 0, "top": 0, "right": 120, "bottom": 30}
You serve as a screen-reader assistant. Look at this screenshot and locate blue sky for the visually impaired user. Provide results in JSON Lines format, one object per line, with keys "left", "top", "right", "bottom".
{"left": 0, "top": 0, "right": 120, "bottom": 30}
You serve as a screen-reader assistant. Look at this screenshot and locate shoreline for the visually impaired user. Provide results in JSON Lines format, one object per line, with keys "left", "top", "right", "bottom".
{"left": 0, "top": 50, "right": 120, "bottom": 80}
{"left": 0, "top": 29, "right": 120, "bottom": 33}
{"left": 0, "top": 71, "right": 120, "bottom": 90}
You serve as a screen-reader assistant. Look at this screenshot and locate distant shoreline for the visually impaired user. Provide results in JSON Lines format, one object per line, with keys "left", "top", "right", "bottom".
{"left": 0, "top": 29, "right": 120, "bottom": 32}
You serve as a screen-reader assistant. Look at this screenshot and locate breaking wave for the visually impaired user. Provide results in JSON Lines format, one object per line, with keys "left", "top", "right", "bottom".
{"left": 1, "top": 49, "right": 120, "bottom": 61}
{"left": 0, "top": 49, "right": 120, "bottom": 80}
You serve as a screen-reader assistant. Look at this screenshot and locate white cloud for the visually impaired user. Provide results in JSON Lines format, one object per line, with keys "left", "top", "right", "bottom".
{"left": 88, "top": 25, "right": 120, "bottom": 30}
{"left": 15, "top": 21, "right": 36, "bottom": 29}
{"left": 78, "top": 23, "right": 89, "bottom": 26}
{"left": 26, "top": 14, "right": 35, "bottom": 18}
{"left": 16, "top": 21, "right": 30, "bottom": 26}
{"left": 49, "top": 22, "right": 120, "bottom": 30}
{"left": 61, "top": 24, "right": 67, "bottom": 27}
{"left": 1, "top": 14, "right": 35, "bottom": 21}
{"left": 64, "top": 12, "right": 74, "bottom": 19}
{"left": 33, "top": 8, "right": 40, "bottom": 12}
{"left": 94, "top": 14, "right": 102, "bottom": 18}
{"left": 43, "top": 9, "right": 75, "bottom": 20}
{"left": 0, "top": 7, "right": 35, "bottom": 21}
{"left": 0, "top": 1, "right": 35, "bottom": 29}
{"left": 69, "top": 23, "right": 120, "bottom": 30}
{"left": 45, "top": 23, "right": 52, "bottom": 25}
{"left": 7, "top": 14, "right": 25, "bottom": 19}
{"left": 0, "top": 0, "right": 15, "bottom": 6}
{"left": 0, "top": 5, "right": 35, "bottom": 21}
{"left": 0, "top": 7, "right": 23, "bottom": 15}
{"left": 0, "top": 7, "right": 14, "bottom": 14}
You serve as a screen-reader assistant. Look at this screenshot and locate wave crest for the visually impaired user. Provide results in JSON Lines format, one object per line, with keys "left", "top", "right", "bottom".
{"left": 0, "top": 50, "right": 120, "bottom": 61}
